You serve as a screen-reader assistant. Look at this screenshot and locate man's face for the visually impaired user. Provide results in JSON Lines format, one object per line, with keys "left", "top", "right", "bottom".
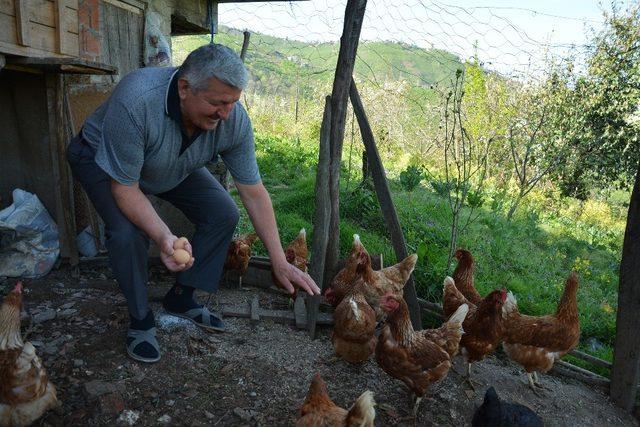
{"left": 178, "top": 76, "right": 242, "bottom": 131}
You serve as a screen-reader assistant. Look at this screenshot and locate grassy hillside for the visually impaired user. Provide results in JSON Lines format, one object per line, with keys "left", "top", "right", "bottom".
{"left": 172, "top": 27, "right": 462, "bottom": 97}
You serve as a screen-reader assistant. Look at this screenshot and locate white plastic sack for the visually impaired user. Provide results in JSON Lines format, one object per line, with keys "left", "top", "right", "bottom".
{"left": 0, "top": 189, "right": 60, "bottom": 278}
{"left": 144, "top": 11, "right": 171, "bottom": 67}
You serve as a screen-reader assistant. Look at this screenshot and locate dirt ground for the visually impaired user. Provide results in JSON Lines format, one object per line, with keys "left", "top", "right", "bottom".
{"left": 2, "top": 264, "right": 638, "bottom": 427}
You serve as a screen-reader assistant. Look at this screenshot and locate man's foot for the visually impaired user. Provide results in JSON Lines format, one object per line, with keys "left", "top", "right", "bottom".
{"left": 126, "top": 310, "right": 161, "bottom": 363}
{"left": 163, "top": 284, "right": 226, "bottom": 332}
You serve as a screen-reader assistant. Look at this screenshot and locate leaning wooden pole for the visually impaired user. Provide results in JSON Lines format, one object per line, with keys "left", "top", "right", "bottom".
{"left": 325, "top": 0, "right": 368, "bottom": 285}
{"left": 349, "top": 79, "right": 422, "bottom": 330}
{"left": 611, "top": 162, "right": 640, "bottom": 411}
{"left": 307, "top": 96, "right": 332, "bottom": 338}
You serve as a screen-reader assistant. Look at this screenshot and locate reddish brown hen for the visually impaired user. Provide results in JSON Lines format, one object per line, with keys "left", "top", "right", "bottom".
{"left": 223, "top": 232, "right": 258, "bottom": 288}
{"left": 375, "top": 287, "right": 469, "bottom": 417}
{"left": 296, "top": 373, "right": 376, "bottom": 427}
{"left": 0, "top": 282, "right": 57, "bottom": 427}
{"left": 272, "top": 228, "right": 309, "bottom": 300}
{"left": 331, "top": 291, "right": 377, "bottom": 364}
{"left": 324, "top": 234, "right": 369, "bottom": 307}
{"left": 502, "top": 272, "right": 580, "bottom": 391}
{"left": 443, "top": 277, "right": 506, "bottom": 385}
{"left": 452, "top": 249, "right": 482, "bottom": 305}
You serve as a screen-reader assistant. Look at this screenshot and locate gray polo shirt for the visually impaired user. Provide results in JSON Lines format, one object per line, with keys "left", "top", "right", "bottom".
{"left": 81, "top": 66, "right": 261, "bottom": 195}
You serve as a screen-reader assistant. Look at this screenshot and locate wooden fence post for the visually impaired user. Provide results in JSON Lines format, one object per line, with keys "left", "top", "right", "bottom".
{"left": 307, "top": 96, "right": 332, "bottom": 338}
{"left": 611, "top": 162, "right": 640, "bottom": 411}
{"left": 325, "top": 0, "right": 368, "bottom": 286}
{"left": 349, "top": 79, "right": 422, "bottom": 330}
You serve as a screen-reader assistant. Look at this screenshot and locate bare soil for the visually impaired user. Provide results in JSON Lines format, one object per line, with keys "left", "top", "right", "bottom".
{"left": 2, "top": 265, "right": 637, "bottom": 426}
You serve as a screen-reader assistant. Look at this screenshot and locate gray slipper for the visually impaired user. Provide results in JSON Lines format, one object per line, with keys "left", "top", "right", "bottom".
{"left": 126, "top": 328, "right": 161, "bottom": 363}
{"left": 165, "top": 306, "right": 226, "bottom": 332}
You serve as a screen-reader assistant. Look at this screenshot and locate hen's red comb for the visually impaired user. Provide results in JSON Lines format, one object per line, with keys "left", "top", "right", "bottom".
{"left": 13, "top": 281, "right": 23, "bottom": 293}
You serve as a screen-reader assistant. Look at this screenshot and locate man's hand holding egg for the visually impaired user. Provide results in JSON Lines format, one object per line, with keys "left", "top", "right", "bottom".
{"left": 160, "top": 235, "right": 195, "bottom": 272}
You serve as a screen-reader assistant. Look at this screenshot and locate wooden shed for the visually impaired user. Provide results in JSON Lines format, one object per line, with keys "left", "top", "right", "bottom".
{"left": 0, "top": 0, "right": 216, "bottom": 265}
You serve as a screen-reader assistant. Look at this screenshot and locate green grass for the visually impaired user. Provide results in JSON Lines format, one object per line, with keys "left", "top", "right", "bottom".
{"left": 230, "top": 133, "right": 623, "bottom": 371}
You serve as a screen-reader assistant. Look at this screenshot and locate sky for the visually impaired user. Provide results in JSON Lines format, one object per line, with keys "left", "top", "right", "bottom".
{"left": 217, "top": 0, "right": 631, "bottom": 79}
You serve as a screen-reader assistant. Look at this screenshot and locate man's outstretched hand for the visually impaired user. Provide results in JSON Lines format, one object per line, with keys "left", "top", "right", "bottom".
{"left": 272, "top": 260, "right": 321, "bottom": 296}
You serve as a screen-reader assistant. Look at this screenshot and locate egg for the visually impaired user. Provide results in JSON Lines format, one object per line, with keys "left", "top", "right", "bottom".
{"left": 173, "top": 248, "right": 191, "bottom": 264}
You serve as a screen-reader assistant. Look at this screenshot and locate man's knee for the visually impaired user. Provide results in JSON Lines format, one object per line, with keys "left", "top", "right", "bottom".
{"left": 106, "top": 223, "right": 146, "bottom": 250}
{"left": 201, "top": 196, "right": 239, "bottom": 230}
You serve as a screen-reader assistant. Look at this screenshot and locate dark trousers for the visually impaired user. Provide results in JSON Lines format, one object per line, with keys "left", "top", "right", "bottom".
{"left": 66, "top": 135, "right": 239, "bottom": 320}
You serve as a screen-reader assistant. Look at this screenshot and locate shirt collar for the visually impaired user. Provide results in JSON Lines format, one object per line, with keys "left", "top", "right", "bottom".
{"left": 166, "top": 68, "right": 181, "bottom": 122}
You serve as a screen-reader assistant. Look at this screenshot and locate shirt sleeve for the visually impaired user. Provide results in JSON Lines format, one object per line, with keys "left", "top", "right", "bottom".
{"left": 94, "top": 100, "right": 145, "bottom": 186}
{"left": 220, "top": 104, "right": 261, "bottom": 185}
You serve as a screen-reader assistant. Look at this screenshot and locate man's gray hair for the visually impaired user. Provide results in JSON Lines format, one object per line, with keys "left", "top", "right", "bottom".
{"left": 178, "top": 43, "right": 248, "bottom": 91}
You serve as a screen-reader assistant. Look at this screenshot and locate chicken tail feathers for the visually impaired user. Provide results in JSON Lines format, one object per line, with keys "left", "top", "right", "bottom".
{"left": 447, "top": 303, "right": 469, "bottom": 333}
{"left": 502, "top": 291, "right": 518, "bottom": 317}
{"left": 346, "top": 390, "right": 376, "bottom": 427}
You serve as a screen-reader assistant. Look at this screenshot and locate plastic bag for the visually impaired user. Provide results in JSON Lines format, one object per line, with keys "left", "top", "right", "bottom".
{"left": 144, "top": 11, "right": 171, "bottom": 67}
{"left": 0, "top": 189, "right": 60, "bottom": 278}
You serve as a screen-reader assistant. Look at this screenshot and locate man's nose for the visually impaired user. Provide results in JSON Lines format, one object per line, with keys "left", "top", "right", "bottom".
{"left": 218, "top": 104, "right": 234, "bottom": 121}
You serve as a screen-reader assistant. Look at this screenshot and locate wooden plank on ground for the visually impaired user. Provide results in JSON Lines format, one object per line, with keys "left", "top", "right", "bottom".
{"left": 294, "top": 295, "right": 306, "bottom": 329}
{"left": 349, "top": 78, "right": 422, "bottom": 330}
{"left": 250, "top": 296, "right": 260, "bottom": 324}
{"left": 611, "top": 163, "right": 640, "bottom": 411}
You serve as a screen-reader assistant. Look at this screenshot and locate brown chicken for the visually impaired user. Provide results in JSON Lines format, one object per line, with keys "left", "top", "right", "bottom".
{"left": 452, "top": 249, "right": 482, "bottom": 305}
{"left": 0, "top": 282, "right": 57, "bottom": 427}
{"left": 331, "top": 292, "right": 377, "bottom": 363}
{"left": 375, "top": 287, "right": 469, "bottom": 417}
{"left": 443, "top": 277, "right": 506, "bottom": 385}
{"left": 502, "top": 272, "right": 580, "bottom": 391}
{"left": 324, "top": 234, "right": 369, "bottom": 307}
{"left": 296, "top": 373, "right": 376, "bottom": 427}
{"left": 272, "top": 228, "right": 309, "bottom": 300}
{"left": 223, "top": 232, "right": 258, "bottom": 288}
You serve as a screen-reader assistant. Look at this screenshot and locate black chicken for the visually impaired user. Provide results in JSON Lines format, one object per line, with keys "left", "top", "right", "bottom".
{"left": 472, "top": 387, "right": 543, "bottom": 427}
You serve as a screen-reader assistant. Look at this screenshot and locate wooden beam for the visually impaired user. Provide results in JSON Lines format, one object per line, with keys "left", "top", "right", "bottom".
{"left": 307, "top": 96, "right": 332, "bottom": 339}
{"left": 325, "top": 0, "right": 367, "bottom": 292}
{"left": 611, "top": 163, "right": 640, "bottom": 411}
{"left": 240, "top": 31, "right": 250, "bottom": 62}
{"left": 0, "top": 54, "right": 5, "bottom": 70}
{"left": 14, "top": 0, "right": 31, "bottom": 46}
{"left": 250, "top": 296, "right": 260, "bottom": 324}
{"left": 349, "top": 79, "right": 422, "bottom": 330}
{"left": 294, "top": 295, "right": 306, "bottom": 329}
{"left": 54, "top": 0, "right": 67, "bottom": 54}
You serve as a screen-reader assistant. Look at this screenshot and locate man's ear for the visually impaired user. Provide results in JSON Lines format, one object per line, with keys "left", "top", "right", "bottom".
{"left": 177, "top": 78, "right": 190, "bottom": 100}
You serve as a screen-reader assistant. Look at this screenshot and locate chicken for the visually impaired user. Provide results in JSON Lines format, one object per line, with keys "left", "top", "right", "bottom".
{"left": 502, "top": 272, "right": 580, "bottom": 391}
{"left": 0, "top": 282, "right": 57, "bottom": 427}
{"left": 472, "top": 386, "right": 543, "bottom": 427}
{"left": 375, "top": 286, "right": 469, "bottom": 417}
{"left": 331, "top": 292, "right": 377, "bottom": 363}
{"left": 223, "top": 232, "right": 258, "bottom": 288}
{"left": 272, "top": 228, "right": 309, "bottom": 300}
{"left": 296, "top": 373, "right": 376, "bottom": 427}
{"left": 443, "top": 277, "right": 506, "bottom": 385}
{"left": 324, "top": 234, "right": 369, "bottom": 307}
{"left": 452, "top": 249, "right": 482, "bottom": 305}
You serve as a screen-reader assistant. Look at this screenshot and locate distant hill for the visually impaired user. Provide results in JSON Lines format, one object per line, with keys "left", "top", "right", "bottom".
{"left": 172, "top": 26, "right": 463, "bottom": 97}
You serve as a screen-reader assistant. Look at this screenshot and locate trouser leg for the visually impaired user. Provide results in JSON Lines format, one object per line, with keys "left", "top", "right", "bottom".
{"left": 157, "top": 167, "right": 239, "bottom": 293}
{"left": 66, "top": 137, "right": 151, "bottom": 320}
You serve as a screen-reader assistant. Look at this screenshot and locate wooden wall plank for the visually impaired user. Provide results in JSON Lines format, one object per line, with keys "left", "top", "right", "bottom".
{"left": 0, "top": 12, "right": 78, "bottom": 56}
{"left": 14, "top": 0, "right": 30, "bottom": 46}
{"left": 1, "top": 3, "right": 78, "bottom": 34}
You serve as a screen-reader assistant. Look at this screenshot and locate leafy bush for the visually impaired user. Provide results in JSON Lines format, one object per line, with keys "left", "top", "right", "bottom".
{"left": 399, "top": 165, "right": 424, "bottom": 192}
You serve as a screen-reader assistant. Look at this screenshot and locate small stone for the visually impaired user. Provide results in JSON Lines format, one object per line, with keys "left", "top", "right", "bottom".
{"left": 84, "top": 380, "right": 122, "bottom": 398}
{"left": 98, "top": 393, "right": 125, "bottom": 415}
{"left": 204, "top": 411, "right": 215, "bottom": 420}
{"left": 117, "top": 409, "right": 140, "bottom": 425}
{"left": 73, "top": 359, "right": 85, "bottom": 367}
{"left": 157, "top": 415, "right": 171, "bottom": 424}
{"left": 166, "top": 400, "right": 175, "bottom": 407}
{"left": 60, "top": 302, "right": 76, "bottom": 310}
{"left": 249, "top": 392, "right": 257, "bottom": 397}
{"left": 33, "top": 309, "right": 56, "bottom": 324}
{"left": 58, "top": 308, "right": 78, "bottom": 318}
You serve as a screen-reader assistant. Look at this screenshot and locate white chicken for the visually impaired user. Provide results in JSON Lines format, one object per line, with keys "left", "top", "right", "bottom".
{"left": 0, "top": 282, "right": 57, "bottom": 427}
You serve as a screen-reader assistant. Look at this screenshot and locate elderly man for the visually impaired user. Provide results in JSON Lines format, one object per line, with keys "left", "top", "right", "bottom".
{"left": 66, "top": 44, "right": 320, "bottom": 363}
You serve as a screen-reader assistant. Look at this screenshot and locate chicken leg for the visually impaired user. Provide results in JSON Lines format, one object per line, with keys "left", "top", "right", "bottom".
{"left": 465, "top": 363, "right": 481, "bottom": 391}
